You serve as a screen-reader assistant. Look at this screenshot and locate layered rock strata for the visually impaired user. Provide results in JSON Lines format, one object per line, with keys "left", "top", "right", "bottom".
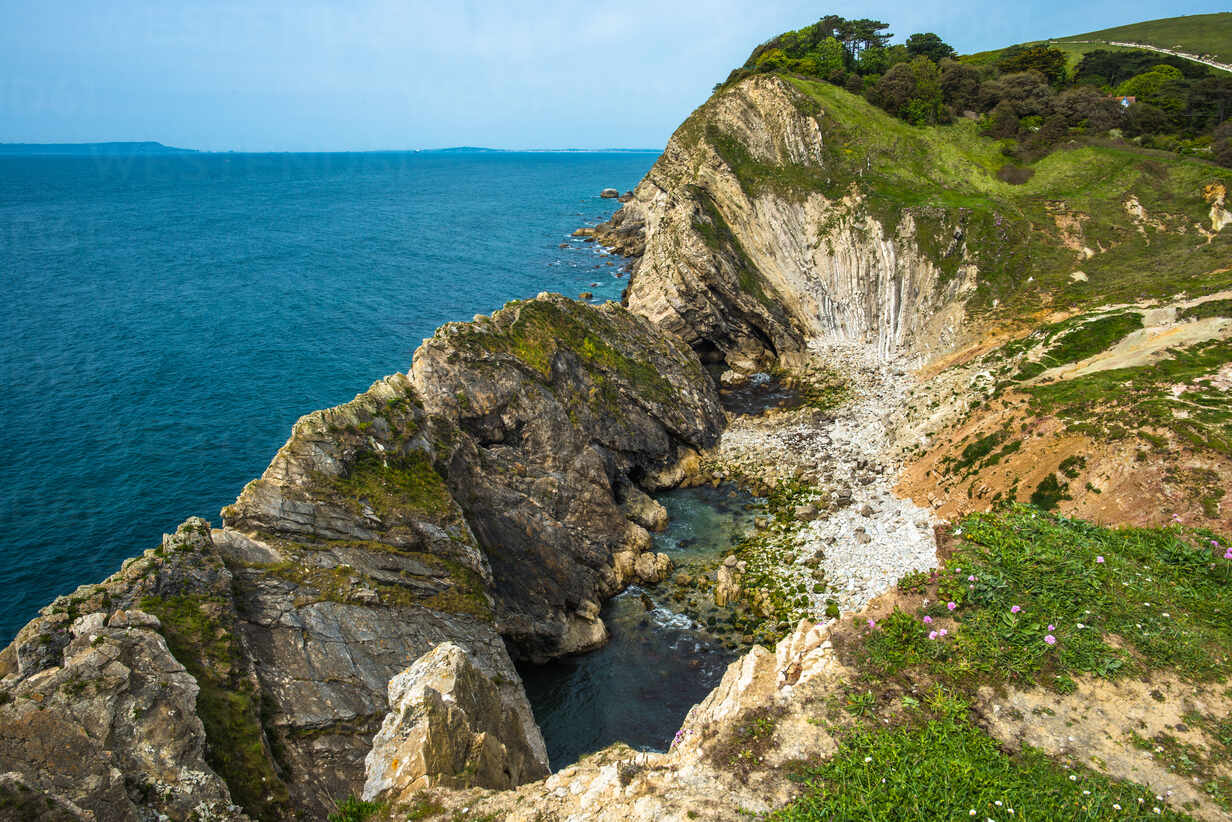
{"left": 600, "top": 74, "right": 973, "bottom": 367}
{"left": 0, "top": 295, "right": 722, "bottom": 820}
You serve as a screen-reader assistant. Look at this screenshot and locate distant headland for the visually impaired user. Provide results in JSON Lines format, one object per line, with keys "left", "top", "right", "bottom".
{"left": 0, "top": 141, "right": 198, "bottom": 156}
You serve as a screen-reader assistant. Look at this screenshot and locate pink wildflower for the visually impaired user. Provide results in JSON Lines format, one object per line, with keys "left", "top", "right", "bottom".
{"left": 947, "top": 601, "right": 957, "bottom": 611}
{"left": 1011, "top": 605, "right": 1021, "bottom": 614}
{"left": 923, "top": 615, "right": 933, "bottom": 624}
{"left": 938, "top": 628, "right": 948, "bottom": 637}
{"left": 928, "top": 631, "right": 938, "bottom": 640}
{"left": 1044, "top": 634, "right": 1057, "bottom": 646}
{"left": 1095, "top": 556, "right": 1104, "bottom": 564}
{"left": 1048, "top": 624, "right": 1056, "bottom": 631}
{"left": 967, "top": 575, "right": 976, "bottom": 582}
{"left": 867, "top": 618, "right": 876, "bottom": 629}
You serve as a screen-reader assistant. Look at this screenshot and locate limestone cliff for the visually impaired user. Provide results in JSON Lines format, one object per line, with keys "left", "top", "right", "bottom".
{"left": 601, "top": 74, "right": 973, "bottom": 367}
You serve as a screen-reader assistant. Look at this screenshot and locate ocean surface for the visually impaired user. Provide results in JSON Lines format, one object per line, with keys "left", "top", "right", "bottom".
{"left": 0, "top": 150, "right": 657, "bottom": 644}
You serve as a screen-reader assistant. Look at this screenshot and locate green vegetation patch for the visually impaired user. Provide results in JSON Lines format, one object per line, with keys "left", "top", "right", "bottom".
{"left": 138, "top": 594, "right": 290, "bottom": 819}
{"left": 328, "top": 796, "right": 383, "bottom": 822}
{"left": 1064, "top": 13, "right": 1232, "bottom": 64}
{"left": 862, "top": 506, "right": 1232, "bottom": 688}
{"left": 1034, "top": 311, "right": 1145, "bottom": 369}
{"left": 776, "top": 78, "right": 1232, "bottom": 317}
{"left": 1024, "top": 336, "right": 1232, "bottom": 458}
{"left": 329, "top": 451, "right": 456, "bottom": 522}
{"left": 260, "top": 543, "right": 492, "bottom": 620}
{"left": 772, "top": 713, "right": 1191, "bottom": 821}
{"left": 1181, "top": 298, "right": 1232, "bottom": 321}
{"left": 449, "top": 299, "right": 681, "bottom": 405}
{"left": 1030, "top": 473, "right": 1073, "bottom": 510}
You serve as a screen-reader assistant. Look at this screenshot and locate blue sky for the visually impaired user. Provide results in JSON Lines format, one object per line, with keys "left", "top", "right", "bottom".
{"left": 0, "top": 1, "right": 1226, "bottom": 151}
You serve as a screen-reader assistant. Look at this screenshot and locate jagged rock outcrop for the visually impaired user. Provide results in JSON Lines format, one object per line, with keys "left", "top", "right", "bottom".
{"left": 600, "top": 74, "right": 974, "bottom": 366}
{"left": 1, "top": 295, "right": 722, "bottom": 819}
{"left": 216, "top": 373, "right": 539, "bottom": 816}
{"left": 412, "top": 295, "right": 724, "bottom": 661}
{"left": 0, "top": 520, "right": 256, "bottom": 822}
{"left": 362, "top": 643, "right": 547, "bottom": 801}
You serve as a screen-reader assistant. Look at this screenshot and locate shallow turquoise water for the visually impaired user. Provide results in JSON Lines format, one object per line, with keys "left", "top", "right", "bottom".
{"left": 0, "top": 151, "right": 656, "bottom": 643}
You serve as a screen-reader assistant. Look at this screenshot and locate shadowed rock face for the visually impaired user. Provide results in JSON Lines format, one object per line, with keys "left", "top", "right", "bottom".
{"left": 1, "top": 295, "right": 721, "bottom": 820}
{"left": 413, "top": 295, "right": 724, "bottom": 662}
{"left": 599, "top": 74, "right": 973, "bottom": 367}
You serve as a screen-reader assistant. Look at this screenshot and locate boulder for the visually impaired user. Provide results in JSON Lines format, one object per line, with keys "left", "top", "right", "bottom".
{"left": 621, "top": 485, "right": 669, "bottom": 532}
{"left": 600, "top": 188, "right": 620, "bottom": 198}
{"left": 714, "top": 563, "right": 742, "bottom": 607}
{"left": 633, "top": 551, "right": 673, "bottom": 584}
{"left": 362, "top": 643, "right": 549, "bottom": 801}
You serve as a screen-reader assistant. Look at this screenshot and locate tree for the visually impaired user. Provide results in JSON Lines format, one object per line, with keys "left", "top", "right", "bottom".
{"left": 1214, "top": 119, "right": 1232, "bottom": 167}
{"left": 1117, "top": 64, "right": 1184, "bottom": 98}
{"left": 754, "top": 48, "right": 790, "bottom": 72}
{"left": 940, "top": 59, "right": 982, "bottom": 112}
{"left": 873, "top": 56, "right": 945, "bottom": 125}
{"left": 809, "top": 36, "right": 847, "bottom": 77}
{"left": 857, "top": 43, "right": 909, "bottom": 75}
{"left": 906, "top": 33, "right": 956, "bottom": 63}
{"left": 840, "top": 18, "right": 893, "bottom": 63}
{"left": 1052, "top": 85, "right": 1123, "bottom": 132}
{"left": 983, "top": 100, "right": 1020, "bottom": 138}
{"left": 979, "top": 71, "right": 1055, "bottom": 117}
{"left": 997, "top": 45, "right": 1067, "bottom": 86}
{"left": 1124, "top": 102, "right": 1170, "bottom": 136}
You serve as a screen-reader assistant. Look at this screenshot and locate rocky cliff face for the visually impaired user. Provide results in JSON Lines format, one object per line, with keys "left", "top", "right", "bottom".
{"left": 600, "top": 74, "right": 973, "bottom": 367}
{"left": 0, "top": 296, "right": 721, "bottom": 820}
{"left": 413, "top": 295, "right": 723, "bottom": 661}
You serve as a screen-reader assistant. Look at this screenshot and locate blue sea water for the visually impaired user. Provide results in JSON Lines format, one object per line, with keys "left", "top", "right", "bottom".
{"left": 0, "top": 151, "right": 657, "bottom": 644}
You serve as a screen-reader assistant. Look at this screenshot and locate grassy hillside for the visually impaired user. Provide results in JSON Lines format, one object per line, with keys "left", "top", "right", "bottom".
{"left": 768, "top": 78, "right": 1232, "bottom": 318}
{"left": 1064, "top": 13, "right": 1232, "bottom": 62}
{"left": 965, "top": 13, "right": 1232, "bottom": 70}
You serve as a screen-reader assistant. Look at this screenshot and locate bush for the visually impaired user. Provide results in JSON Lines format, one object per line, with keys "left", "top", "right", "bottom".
{"left": 997, "top": 165, "right": 1035, "bottom": 184}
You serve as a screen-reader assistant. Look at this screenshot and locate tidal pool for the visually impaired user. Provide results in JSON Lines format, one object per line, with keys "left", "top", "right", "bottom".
{"left": 518, "top": 485, "right": 759, "bottom": 769}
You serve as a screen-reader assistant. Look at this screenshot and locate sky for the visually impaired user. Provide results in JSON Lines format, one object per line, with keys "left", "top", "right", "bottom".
{"left": 0, "top": 0, "right": 1227, "bottom": 152}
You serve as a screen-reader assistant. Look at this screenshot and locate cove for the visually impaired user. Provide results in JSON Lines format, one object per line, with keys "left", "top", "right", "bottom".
{"left": 518, "top": 485, "right": 760, "bottom": 769}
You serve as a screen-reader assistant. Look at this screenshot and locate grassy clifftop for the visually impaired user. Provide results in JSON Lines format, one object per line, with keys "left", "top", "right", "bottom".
{"left": 707, "top": 74, "right": 1232, "bottom": 321}
{"left": 1065, "top": 13, "right": 1232, "bottom": 62}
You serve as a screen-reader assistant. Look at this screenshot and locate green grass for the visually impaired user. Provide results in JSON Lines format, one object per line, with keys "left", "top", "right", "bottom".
{"left": 1064, "top": 13, "right": 1232, "bottom": 63}
{"left": 330, "top": 451, "right": 457, "bottom": 522}
{"left": 328, "top": 795, "right": 382, "bottom": 822}
{"left": 1035, "top": 312, "right": 1144, "bottom": 369}
{"left": 1024, "top": 336, "right": 1232, "bottom": 458}
{"left": 771, "top": 713, "right": 1193, "bottom": 821}
{"left": 1181, "top": 298, "right": 1232, "bottom": 321}
{"left": 862, "top": 506, "right": 1232, "bottom": 688}
{"left": 963, "top": 14, "right": 1232, "bottom": 69}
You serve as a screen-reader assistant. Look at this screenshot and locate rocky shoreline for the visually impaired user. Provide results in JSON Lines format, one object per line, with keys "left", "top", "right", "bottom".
{"left": 6, "top": 63, "right": 1229, "bottom": 821}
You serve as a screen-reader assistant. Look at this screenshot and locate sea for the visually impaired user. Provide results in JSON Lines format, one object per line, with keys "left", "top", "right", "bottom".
{"left": 0, "top": 150, "right": 658, "bottom": 645}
